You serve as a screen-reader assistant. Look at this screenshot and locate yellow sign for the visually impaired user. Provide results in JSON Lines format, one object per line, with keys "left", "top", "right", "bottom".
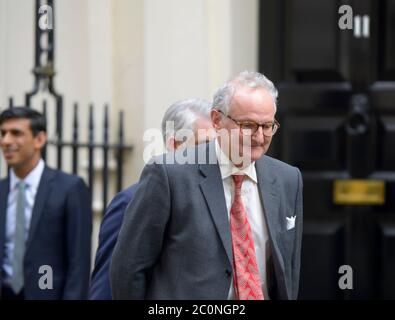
{"left": 333, "top": 180, "right": 385, "bottom": 205}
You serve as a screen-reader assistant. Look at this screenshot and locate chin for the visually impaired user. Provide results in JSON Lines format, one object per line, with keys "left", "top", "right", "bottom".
{"left": 250, "top": 148, "right": 266, "bottom": 162}
{"left": 5, "top": 159, "right": 16, "bottom": 166}
{"left": 6, "top": 158, "right": 23, "bottom": 168}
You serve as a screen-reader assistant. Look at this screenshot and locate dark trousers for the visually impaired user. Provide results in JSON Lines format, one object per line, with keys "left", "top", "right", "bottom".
{"left": 1, "top": 285, "right": 25, "bottom": 300}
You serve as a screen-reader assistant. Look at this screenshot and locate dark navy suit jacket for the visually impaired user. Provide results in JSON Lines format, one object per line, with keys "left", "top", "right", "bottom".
{"left": 0, "top": 166, "right": 92, "bottom": 300}
{"left": 89, "top": 184, "right": 137, "bottom": 300}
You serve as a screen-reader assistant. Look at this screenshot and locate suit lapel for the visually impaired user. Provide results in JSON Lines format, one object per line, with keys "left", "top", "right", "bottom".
{"left": 255, "top": 157, "right": 285, "bottom": 276}
{"left": 0, "top": 178, "right": 10, "bottom": 266}
{"left": 198, "top": 142, "right": 233, "bottom": 266}
{"left": 197, "top": 144, "right": 288, "bottom": 296}
{"left": 26, "top": 166, "right": 55, "bottom": 251}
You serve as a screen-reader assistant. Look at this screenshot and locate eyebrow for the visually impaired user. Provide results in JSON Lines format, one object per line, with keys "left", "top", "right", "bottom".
{"left": 226, "top": 113, "right": 274, "bottom": 124}
{"left": 231, "top": 117, "right": 275, "bottom": 124}
{"left": 0, "top": 128, "right": 25, "bottom": 135}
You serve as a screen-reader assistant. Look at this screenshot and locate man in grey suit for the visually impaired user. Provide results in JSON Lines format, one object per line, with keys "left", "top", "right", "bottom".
{"left": 110, "top": 71, "right": 303, "bottom": 300}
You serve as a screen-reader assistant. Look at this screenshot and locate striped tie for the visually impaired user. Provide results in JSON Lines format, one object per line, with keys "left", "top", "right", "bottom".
{"left": 10, "top": 181, "right": 26, "bottom": 294}
{"left": 230, "top": 175, "right": 264, "bottom": 300}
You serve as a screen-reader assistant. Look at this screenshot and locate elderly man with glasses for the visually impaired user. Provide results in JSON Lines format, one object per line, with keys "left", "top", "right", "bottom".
{"left": 110, "top": 71, "right": 303, "bottom": 300}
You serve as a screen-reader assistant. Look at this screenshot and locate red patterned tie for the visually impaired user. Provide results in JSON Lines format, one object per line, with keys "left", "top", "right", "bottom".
{"left": 230, "top": 174, "right": 264, "bottom": 300}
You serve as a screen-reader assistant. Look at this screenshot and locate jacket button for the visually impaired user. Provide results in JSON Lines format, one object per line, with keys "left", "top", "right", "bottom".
{"left": 225, "top": 269, "right": 231, "bottom": 277}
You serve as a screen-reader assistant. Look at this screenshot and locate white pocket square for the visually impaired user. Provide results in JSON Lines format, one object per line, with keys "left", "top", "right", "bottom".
{"left": 286, "top": 216, "right": 296, "bottom": 231}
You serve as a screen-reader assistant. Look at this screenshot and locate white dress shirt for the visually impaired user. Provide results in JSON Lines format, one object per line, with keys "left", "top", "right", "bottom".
{"left": 2, "top": 159, "right": 45, "bottom": 283}
{"left": 215, "top": 140, "right": 271, "bottom": 300}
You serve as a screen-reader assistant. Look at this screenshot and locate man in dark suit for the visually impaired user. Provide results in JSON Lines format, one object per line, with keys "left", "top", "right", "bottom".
{"left": 0, "top": 107, "right": 92, "bottom": 300}
{"left": 89, "top": 99, "right": 215, "bottom": 299}
{"left": 110, "top": 71, "right": 303, "bottom": 300}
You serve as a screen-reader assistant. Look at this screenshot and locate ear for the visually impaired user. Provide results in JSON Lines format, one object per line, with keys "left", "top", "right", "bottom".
{"left": 34, "top": 131, "right": 47, "bottom": 150}
{"left": 166, "top": 137, "right": 180, "bottom": 151}
{"left": 211, "top": 109, "right": 222, "bottom": 131}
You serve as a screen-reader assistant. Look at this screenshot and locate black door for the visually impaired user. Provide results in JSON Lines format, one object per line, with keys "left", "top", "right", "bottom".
{"left": 259, "top": 0, "right": 395, "bottom": 299}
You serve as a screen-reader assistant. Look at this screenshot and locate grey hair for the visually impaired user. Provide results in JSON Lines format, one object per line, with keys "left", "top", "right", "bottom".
{"left": 161, "top": 98, "right": 212, "bottom": 143}
{"left": 212, "top": 70, "right": 278, "bottom": 114}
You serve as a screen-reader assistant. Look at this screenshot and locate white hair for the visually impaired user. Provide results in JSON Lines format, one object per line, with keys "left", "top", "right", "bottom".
{"left": 161, "top": 98, "right": 212, "bottom": 143}
{"left": 212, "top": 70, "right": 278, "bottom": 114}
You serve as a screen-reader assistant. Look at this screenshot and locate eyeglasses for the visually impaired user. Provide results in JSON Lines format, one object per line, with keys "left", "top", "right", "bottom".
{"left": 217, "top": 110, "right": 280, "bottom": 137}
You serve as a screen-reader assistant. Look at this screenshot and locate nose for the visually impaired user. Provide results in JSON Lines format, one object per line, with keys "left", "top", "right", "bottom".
{"left": 252, "top": 126, "right": 265, "bottom": 142}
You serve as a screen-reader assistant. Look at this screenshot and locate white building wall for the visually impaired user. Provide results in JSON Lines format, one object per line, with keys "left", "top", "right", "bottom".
{"left": 0, "top": 0, "right": 258, "bottom": 267}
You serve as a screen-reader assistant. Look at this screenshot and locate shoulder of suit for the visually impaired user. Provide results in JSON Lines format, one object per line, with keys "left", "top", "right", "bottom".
{"left": 44, "top": 166, "right": 85, "bottom": 186}
{"left": 147, "top": 143, "right": 206, "bottom": 167}
{"left": 112, "top": 183, "right": 137, "bottom": 203}
{"left": 261, "top": 155, "right": 301, "bottom": 174}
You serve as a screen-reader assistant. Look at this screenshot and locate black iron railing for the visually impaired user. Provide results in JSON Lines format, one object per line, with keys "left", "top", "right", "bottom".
{"left": 0, "top": 0, "right": 134, "bottom": 215}
{"left": 4, "top": 97, "right": 133, "bottom": 215}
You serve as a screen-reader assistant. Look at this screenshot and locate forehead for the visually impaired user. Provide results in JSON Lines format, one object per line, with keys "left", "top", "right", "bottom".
{"left": 0, "top": 118, "right": 32, "bottom": 131}
{"left": 229, "top": 87, "right": 276, "bottom": 119}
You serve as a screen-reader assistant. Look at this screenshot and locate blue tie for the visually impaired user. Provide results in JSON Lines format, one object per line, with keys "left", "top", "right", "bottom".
{"left": 10, "top": 181, "right": 26, "bottom": 294}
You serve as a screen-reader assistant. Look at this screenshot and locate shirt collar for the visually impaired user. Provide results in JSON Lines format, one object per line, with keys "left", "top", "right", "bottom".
{"left": 215, "top": 139, "right": 257, "bottom": 183}
{"left": 10, "top": 159, "right": 45, "bottom": 191}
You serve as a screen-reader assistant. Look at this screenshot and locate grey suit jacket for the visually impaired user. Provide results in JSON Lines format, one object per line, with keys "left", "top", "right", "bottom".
{"left": 110, "top": 141, "right": 303, "bottom": 300}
